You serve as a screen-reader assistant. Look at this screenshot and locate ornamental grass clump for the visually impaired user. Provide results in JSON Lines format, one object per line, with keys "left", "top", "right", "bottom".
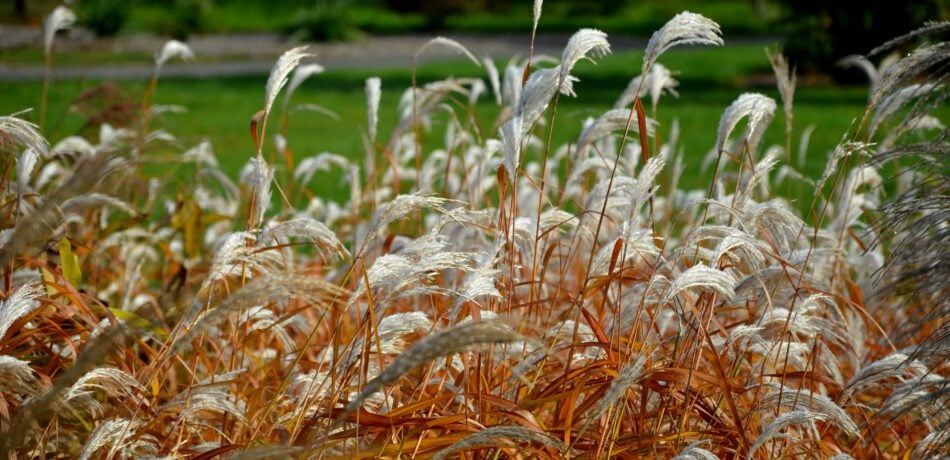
{"left": 0, "top": 5, "right": 946, "bottom": 459}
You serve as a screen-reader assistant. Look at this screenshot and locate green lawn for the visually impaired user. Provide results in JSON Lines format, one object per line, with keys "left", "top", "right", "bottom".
{"left": 1, "top": 44, "right": 879, "bottom": 203}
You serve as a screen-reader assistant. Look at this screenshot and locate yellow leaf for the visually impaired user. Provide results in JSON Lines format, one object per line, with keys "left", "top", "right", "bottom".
{"left": 175, "top": 200, "right": 202, "bottom": 259}
{"left": 200, "top": 212, "right": 230, "bottom": 226}
{"left": 40, "top": 267, "right": 61, "bottom": 297}
{"left": 108, "top": 308, "right": 168, "bottom": 339}
{"left": 58, "top": 237, "right": 82, "bottom": 287}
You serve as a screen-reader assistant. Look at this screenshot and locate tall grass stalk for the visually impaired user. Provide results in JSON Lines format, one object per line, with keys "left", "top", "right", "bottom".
{"left": 40, "top": 6, "right": 76, "bottom": 131}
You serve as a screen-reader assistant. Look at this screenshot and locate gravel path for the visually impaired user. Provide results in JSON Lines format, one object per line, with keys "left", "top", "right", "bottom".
{"left": 0, "top": 26, "right": 653, "bottom": 81}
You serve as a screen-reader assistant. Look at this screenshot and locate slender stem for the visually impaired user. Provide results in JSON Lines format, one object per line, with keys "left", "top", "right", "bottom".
{"left": 40, "top": 53, "right": 51, "bottom": 132}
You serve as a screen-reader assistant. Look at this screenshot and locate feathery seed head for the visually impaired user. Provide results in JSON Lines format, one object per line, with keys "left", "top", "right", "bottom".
{"left": 346, "top": 321, "right": 526, "bottom": 413}
{"left": 844, "top": 353, "right": 930, "bottom": 398}
{"left": 155, "top": 40, "right": 194, "bottom": 71}
{"left": 79, "top": 418, "right": 142, "bottom": 460}
{"left": 837, "top": 54, "right": 879, "bottom": 92}
{"left": 365, "top": 77, "right": 382, "bottom": 143}
{"left": 240, "top": 156, "right": 274, "bottom": 226}
{"left": 482, "top": 57, "right": 503, "bottom": 106}
{"left": 750, "top": 410, "right": 823, "bottom": 457}
{"left": 715, "top": 93, "right": 777, "bottom": 155}
{"left": 0, "top": 355, "right": 42, "bottom": 397}
{"left": 415, "top": 37, "right": 481, "bottom": 68}
{"left": 500, "top": 116, "right": 523, "bottom": 184}
{"left": 0, "top": 282, "right": 43, "bottom": 341}
{"left": 432, "top": 426, "right": 568, "bottom": 460}
{"left": 16, "top": 147, "right": 39, "bottom": 207}
{"left": 264, "top": 46, "right": 313, "bottom": 120}
{"left": 584, "top": 353, "right": 649, "bottom": 431}
{"left": 615, "top": 63, "right": 680, "bottom": 112}
{"left": 284, "top": 63, "right": 325, "bottom": 107}
{"left": 643, "top": 12, "right": 722, "bottom": 76}
{"left": 576, "top": 108, "right": 656, "bottom": 158}
{"left": 757, "top": 386, "right": 860, "bottom": 438}
{"left": 663, "top": 263, "right": 737, "bottom": 304}
{"left": 0, "top": 115, "right": 49, "bottom": 156}
{"left": 672, "top": 441, "right": 719, "bottom": 460}
{"left": 532, "top": 0, "right": 543, "bottom": 32}
{"left": 258, "top": 217, "right": 349, "bottom": 261}
{"left": 293, "top": 152, "right": 350, "bottom": 185}
{"left": 559, "top": 28, "right": 611, "bottom": 93}
{"left": 362, "top": 194, "right": 450, "bottom": 248}
{"left": 44, "top": 6, "right": 76, "bottom": 56}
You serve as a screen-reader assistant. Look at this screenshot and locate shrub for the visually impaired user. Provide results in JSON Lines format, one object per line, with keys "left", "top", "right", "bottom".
{"left": 77, "top": 0, "right": 132, "bottom": 37}
{"left": 157, "top": 0, "right": 212, "bottom": 39}
{"left": 777, "top": 0, "right": 944, "bottom": 79}
{"left": 292, "top": 0, "right": 361, "bottom": 42}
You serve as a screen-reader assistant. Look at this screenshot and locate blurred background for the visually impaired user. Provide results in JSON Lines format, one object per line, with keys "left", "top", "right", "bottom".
{"left": 4, "top": 0, "right": 944, "bottom": 77}
{"left": 0, "top": 0, "right": 946, "bottom": 200}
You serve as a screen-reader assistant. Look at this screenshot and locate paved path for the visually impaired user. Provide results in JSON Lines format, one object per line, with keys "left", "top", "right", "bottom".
{"left": 0, "top": 25, "right": 774, "bottom": 82}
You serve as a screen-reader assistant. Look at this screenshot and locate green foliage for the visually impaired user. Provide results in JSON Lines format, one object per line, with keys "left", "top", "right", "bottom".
{"left": 54, "top": 0, "right": 776, "bottom": 37}
{"left": 145, "top": 0, "right": 213, "bottom": 39}
{"left": 77, "top": 0, "right": 132, "bottom": 37}
{"left": 292, "top": 0, "right": 362, "bottom": 42}
{"left": 175, "top": 0, "right": 212, "bottom": 38}
{"left": 129, "top": 0, "right": 212, "bottom": 39}
{"left": 777, "top": 0, "right": 945, "bottom": 79}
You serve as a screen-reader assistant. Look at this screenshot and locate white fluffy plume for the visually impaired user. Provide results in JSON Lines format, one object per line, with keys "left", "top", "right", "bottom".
{"left": 483, "top": 57, "right": 502, "bottom": 106}
{"left": 837, "top": 54, "right": 880, "bottom": 92}
{"left": 259, "top": 217, "right": 350, "bottom": 260}
{"left": 79, "top": 418, "right": 142, "bottom": 460}
{"left": 749, "top": 410, "right": 822, "bottom": 456}
{"left": 366, "top": 77, "right": 382, "bottom": 143}
{"left": 415, "top": 37, "right": 481, "bottom": 68}
{"left": 264, "top": 46, "right": 313, "bottom": 120}
{"left": 558, "top": 28, "right": 611, "bottom": 95}
{"left": 642, "top": 11, "right": 722, "bottom": 76}
{"left": 155, "top": 40, "right": 194, "bottom": 72}
{"left": 240, "top": 156, "right": 274, "bottom": 226}
{"left": 16, "top": 147, "right": 39, "bottom": 208}
{"left": 432, "top": 426, "right": 568, "bottom": 460}
{"left": 715, "top": 92, "right": 777, "bottom": 154}
{"left": 361, "top": 194, "right": 450, "bottom": 248}
{"left": 663, "top": 263, "right": 737, "bottom": 304}
{"left": 672, "top": 441, "right": 719, "bottom": 460}
{"left": 283, "top": 63, "right": 325, "bottom": 108}
{"left": 757, "top": 387, "right": 860, "bottom": 438}
{"left": 532, "top": 0, "right": 543, "bottom": 33}
{"left": 576, "top": 108, "right": 656, "bottom": 157}
{"left": 498, "top": 29, "right": 611, "bottom": 182}
{"left": 0, "top": 355, "right": 41, "bottom": 396}
{"left": 0, "top": 282, "right": 43, "bottom": 341}
{"left": 499, "top": 115, "right": 523, "bottom": 184}
{"left": 44, "top": 6, "right": 76, "bottom": 56}
{"left": 614, "top": 63, "right": 679, "bottom": 113}
{"left": 1, "top": 114, "right": 49, "bottom": 156}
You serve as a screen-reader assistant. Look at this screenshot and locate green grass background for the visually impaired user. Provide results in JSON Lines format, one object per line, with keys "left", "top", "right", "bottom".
{"left": 1, "top": 44, "right": 879, "bottom": 202}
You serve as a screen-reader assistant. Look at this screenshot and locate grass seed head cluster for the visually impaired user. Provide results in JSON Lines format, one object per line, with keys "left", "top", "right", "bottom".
{"left": 0, "top": 5, "right": 947, "bottom": 459}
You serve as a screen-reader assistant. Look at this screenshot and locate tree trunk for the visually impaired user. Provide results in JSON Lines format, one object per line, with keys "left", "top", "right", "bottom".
{"left": 14, "top": 0, "right": 27, "bottom": 20}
